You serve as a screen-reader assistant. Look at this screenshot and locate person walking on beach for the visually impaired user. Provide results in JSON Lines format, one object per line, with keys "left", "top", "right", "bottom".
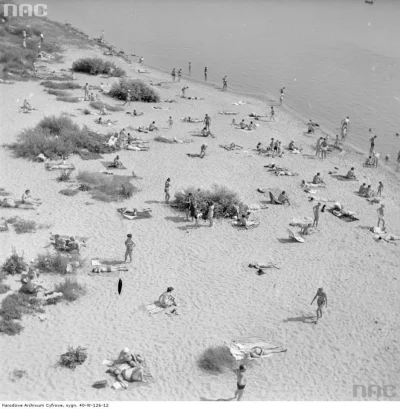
{"left": 204, "top": 114, "right": 211, "bottom": 131}
{"left": 171, "top": 68, "right": 176, "bottom": 82}
{"left": 310, "top": 288, "right": 328, "bottom": 324}
{"left": 177, "top": 69, "right": 182, "bottom": 82}
{"left": 208, "top": 201, "right": 215, "bottom": 227}
{"left": 204, "top": 66, "right": 208, "bottom": 81}
{"left": 181, "top": 86, "right": 189, "bottom": 98}
{"left": 321, "top": 138, "right": 328, "bottom": 160}
{"left": 84, "top": 83, "right": 89, "bottom": 100}
{"left": 165, "top": 178, "right": 171, "bottom": 203}
{"left": 222, "top": 76, "right": 227, "bottom": 91}
{"left": 377, "top": 203, "right": 386, "bottom": 230}
{"left": 189, "top": 62, "right": 191, "bottom": 76}
{"left": 369, "top": 135, "right": 377, "bottom": 155}
{"left": 124, "top": 234, "right": 136, "bottom": 263}
{"left": 167, "top": 116, "right": 174, "bottom": 129}
{"left": 313, "top": 202, "right": 322, "bottom": 227}
{"left": 233, "top": 365, "right": 247, "bottom": 401}
{"left": 123, "top": 89, "right": 131, "bottom": 106}
{"left": 377, "top": 181, "right": 383, "bottom": 197}
{"left": 269, "top": 106, "right": 275, "bottom": 121}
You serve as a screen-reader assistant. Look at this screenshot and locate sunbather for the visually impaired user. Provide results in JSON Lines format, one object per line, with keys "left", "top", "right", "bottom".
{"left": 100, "top": 105, "right": 109, "bottom": 115}
{"left": 21, "top": 99, "right": 33, "bottom": 113}
{"left": 275, "top": 170, "right": 297, "bottom": 176}
{"left": 22, "top": 189, "right": 41, "bottom": 205}
{"left": 249, "top": 347, "right": 274, "bottom": 359}
{"left": 158, "top": 287, "right": 177, "bottom": 308}
{"left": 92, "top": 265, "right": 128, "bottom": 273}
{"left": 45, "top": 162, "right": 74, "bottom": 171}
{"left": 125, "top": 145, "right": 149, "bottom": 151}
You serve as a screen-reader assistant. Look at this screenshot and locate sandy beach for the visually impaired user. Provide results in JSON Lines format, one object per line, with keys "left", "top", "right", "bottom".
{"left": 0, "top": 19, "right": 399, "bottom": 402}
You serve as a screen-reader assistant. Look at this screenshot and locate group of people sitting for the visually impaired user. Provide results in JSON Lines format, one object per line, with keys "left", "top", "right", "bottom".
{"left": 236, "top": 119, "right": 258, "bottom": 131}
{"left": 53, "top": 235, "right": 80, "bottom": 252}
{"left": 364, "top": 153, "right": 380, "bottom": 168}
{"left": 358, "top": 183, "right": 377, "bottom": 198}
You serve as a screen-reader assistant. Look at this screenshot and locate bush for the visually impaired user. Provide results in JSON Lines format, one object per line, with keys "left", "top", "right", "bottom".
{"left": 59, "top": 189, "right": 79, "bottom": 196}
{"left": 44, "top": 75, "right": 72, "bottom": 81}
{"left": 89, "top": 101, "right": 124, "bottom": 112}
{"left": 1, "top": 249, "right": 28, "bottom": 276}
{"left": 55, "top": 278, "right": 86, "bottom": 301}
{"left": 0, "top": 188, "right": 11, "bottom": 196}
{"left": 174, "top": 184, "right": 241, "bottom": 219}
{"left": 0, "top": 283, "right": 11, "bottom": 294}
{"left": 77, "top": 171, "right": 137, "bottom": 202}
{"left": 109, "top": 78, "right": 160, "bottom": 103}
{"left": 0, "top": 319, "right": 24, "bottom": 336}
{"left": 57, "top": 346, "right": 87, "bottom": 370}
{"left": 57, "top": 169, "right": 74, "bottom": 182}
{"left": 8, "top": 115, "right": 116, "bottom": 160}
{"left": 47, "top": 89, "right": 71, "bottom": 97}
{"left": 72, "top": 57, "right": 125, "bottom": 77}
{"left": 0, "top": 293, "right": 44, "bottom": 321}
{"left": 197, "top": 346, "right": 236, "bottom": 374}
{"left": 56, "top": 96, "right": 80, "bottom": 103}
{"left": 41, "top": 81, "right": 81, "bottom": 90}
{"left": 6, "top": 217, "right": 37, "bottom": 234}
{"left": 35, "top": 252, "right": 79, "bottom": 275}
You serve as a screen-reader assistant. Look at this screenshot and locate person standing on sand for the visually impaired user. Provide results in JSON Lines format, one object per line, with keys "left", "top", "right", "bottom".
{"left": 204, "top": 66, "right": 208, "bottom": 81}
{"left": 377, "top": 181, "right": 383, "bottom": 197}
{"left": 315, "top": 137, "right": 322, "bottom": 158}
{"left": 171, "top": 68, "right": 176, "bottom": 82}
{"left": 204, "top": 114, "right": 211, "bottom": 131}
{"left": 313, "top": 202, "right": 322, "bottom": 227}
{"left": 320, "top": 138, "right": 328, "bottom": 160}
{"left": 369, "top": 135, "right": 377, "bottom": 155}
{"left": 189, "top": 62, "right": 191, "bottom": 76}
{"left": 208, "top": 201, "right": 215, "bottom": 227}
{"left": 124, "top": 234, "right": 136, "bottom": 263}
{"left": 84, "top": 83, "right": 89, "bottom": 100}
{"left": 334, "top": 134, "right": 340, "bottom": 148}
{"left": 177, "top": 69, "right": 182, "bottom": 82}
{"left": 222, "top": 76, "right": 227, "bottom": 91}
{"left": 181, "top": 86, "right": 188, "bottom": 98}
{"left": 232, "top": 365, "right": 247, "bottom": 401}
{"left": 199, "top": 143, "right": 208, "bottom": 158}
{"left": 310, "top": 287, "right": 328, "bottom": 324}
{"left": 123, "top": 90, "right": 131, "bottom": 106}
{"left": 377, "top": 203, "right": 386, "bottom": 230}
{"left": 167, "top": 116, "right": 174, "bottom": 130}
{"left": 165, "top": 178, "right": 171, "bottom": 203}
{"left": 269, "top": 106, "right": 275, "bottom": 121}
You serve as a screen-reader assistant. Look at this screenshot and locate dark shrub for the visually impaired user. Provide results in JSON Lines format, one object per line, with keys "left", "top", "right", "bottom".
{"left": 109, "top": 78, "right": 160, "bottom": 103}
{"left": 41, "top": 80, "right": 81, "bottom": 90}
{"left": 0, "top": 283, "right": 11, "bottom": 294}
{"left": 55, "top": 278, "right": 86, "bottom": 301}
{"left": 0, "top": 293, "right": 44, "bottom": 321}
{"left": 72, "top": 57, "right": 125, "bottom": 77}
{"left": 197, "top": 346, "right": 236, "bottom": 374}
{"left": 1, "top": 249, "right": 28, "bottom": 276}
{"left": 0, "top": 319, "right": 24, "bottom": 336}
{"left": 6, "top": 217, "right": 37, "bottom": 234}
{"left": 57, "top": 346, "right": 87, "bottom": 370}
{"left": 35, "top": 252, "right": 79, "bottom": 275}
{"left": 47, "top": 89, "right": 71, "bottom": 97}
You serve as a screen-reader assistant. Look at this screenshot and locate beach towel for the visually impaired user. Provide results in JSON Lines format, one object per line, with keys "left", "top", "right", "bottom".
{"left": 146, "top": 301, "right": 167, "bottom": 315}
{"left": 101, "top": 161, "right": 127, "bottom": 170}
{"left": 287, "top": 228, "right": 305, "bottom": 243}
{"left": 78, "top": 151, "right": 103, "bottom": 161}
{"left": 269, "top": 192, "right": 283, "bottom": 205}
{"left": 228, "top": 336, "right": 287, "bottom": 360}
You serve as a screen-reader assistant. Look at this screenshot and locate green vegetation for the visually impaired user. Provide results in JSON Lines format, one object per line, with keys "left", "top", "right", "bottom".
{"left": 72, "top": 57, "right": 125, "bottom": 77}
{"left": 55, "top": 278, "right": 86, "bottom": 301}
{"left": 173, "top": 184, "right": 241, "bottom": 218}
{"left": 41, "top": 80, "right": 81, "bottom": 90}
{"left": 109, "top": 78, "right": 160, "bottom": 103}
{"left": 57, "top": 346, "right": 88, "bottom": 370}
{"left": 197, "top": 346, "right": 237, "bottom": 374}
{"left": 1, "top": 249, "right": 28, "bottom": 276}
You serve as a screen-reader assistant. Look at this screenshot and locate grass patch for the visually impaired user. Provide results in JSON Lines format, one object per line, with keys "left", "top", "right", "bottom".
{"left": 57, "top": 346, "right": 88, "bottom": 370}
{"left": 56, "top": 96, "right": 80, "bottom": 103}
{"left": 0, "top": 283, "right": 11, "bottom": 294}
{"left": 109, "top": 78, "right": 160, "bottom": 103}
{"left": 72, "top": 57, "right": 125, "bottom": 77}
{"left": 174, "top": 184, "right": 241, "bottom": 218}
{"left": 59, "top": 189, "right": 79, "bottom": 196}
{"left": 47, "top": 89, "right": 71, "bottom": 97}
{"left": 6, "top": 217, "right": 37, "bottom": 234}
{"left": 77, "top": 171, "right": 137, "bottom": 202}
{"left": 1, "top": 249, "right": 28, "bottom": 276}
{"left": 57, "top": 169, "right": 74, "bottom": 182}
{"left": 35, "top": 252, "right": 80, "bottom": 275}
{"left": 55, "top": 278, "right": 86, "bottom": 301}
{"left": 0, "top": 293, "right": 44, "bottom": 321}
{"left": 0, "top": 319, "right": 24, "bottom": 336}
{"left": 44, "top": 74, "right": 73, "bottom": 81}
{"left": 197, "top": 346, "right": 237, "bottom": 374}
{"left": 41, "top": 80, "right": 81, "bottom": 90}
{"left": 8, "top": 115, "right": 117, "bottom": 160}
{"left": 0, "top": 188, "right": 11, "bottom": 196}
{"left": 89, "top": 101, "right": 124, "bottom": 112}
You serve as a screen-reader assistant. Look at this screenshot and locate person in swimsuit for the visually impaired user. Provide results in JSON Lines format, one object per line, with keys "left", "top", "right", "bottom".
{"left": 124, "top": 234, "right": 136, "bottom": 263}
{"left": 158, "top": 287, "right": 177, "bottom": 308}
{"left": 310, "top": 287, "right": 328, "bottom": 324}
{"left": 92, "top": 265, "right": 128, "bottom": 273}
{"left": 171, "top": 68, "right": 176, "bottom": 82}
{"left": 204, "top": 114, "right": 211, "bottom": 131}
{"left": 208, "top": 201, "right": 215, "bottom": 227}
{"left": 222, "top": 76, "right": 227, "bottom": 91}
{"left": 192, "top": 202, "right": 200, "bottom": 227}
{"left": 185, "top": 193, "right": 193, "bottom": 221}
{"left": 233, "top": 365, "right": 247, "bottom": 401}
{"left": 377, "top": 203, "right": 385, "bottom": 230}
{"left": 369, "top": 135, "right": 377, "bottom": 155}
{"left": 269, "top": 106, "right": 275, "bottom": 122}
{"left": 164, "top": 178, "right": 171, "bottom": 203}
{"left": 188, "top": 62, "right": 191, "bottom": 76}
{"left": 204, "top": 66, "right": 207, "bottom": 81}
{"left": 358, "top": 183, "right": 367, "bottom": 195}
{"left": 181, "top": 86, "right": 189, "bottom": 98}
{"left": 377, "top": 181, "right": 383, "bottom": 197}
{"left": 22, "top": 189, "right": 41, "bottom": 205}
{"left": 313, "top": 202, "right": 322, "bottom": 227}
{"left": 320, "top": 138, "right": 328, "bottom": 159}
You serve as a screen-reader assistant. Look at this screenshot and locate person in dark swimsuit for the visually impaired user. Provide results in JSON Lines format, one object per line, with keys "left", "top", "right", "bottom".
{"left": 165, "top": 178, "right": 171, "bottom": 203}
{"left": 310, "top": 287, "right": 328, "bottom": 324}
{"left": 233, "top": 365, "right": 247, "bottom": 401}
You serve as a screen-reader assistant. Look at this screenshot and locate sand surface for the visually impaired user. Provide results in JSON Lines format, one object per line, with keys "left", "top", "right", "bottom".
{"left": 0, "top": 42, "right": 399, "bottom": 401}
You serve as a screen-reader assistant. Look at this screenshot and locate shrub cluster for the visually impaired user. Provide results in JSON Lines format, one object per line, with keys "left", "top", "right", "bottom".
{"left": 41, "top": 80, "right": 81, "bottom": 90}
{"left": 8, "top": 115, "right": 117, "bottom": 160}
{"left": 35, "top": 252, "right": 79, "bottom": 275}
{"left": 56, "top": 96, "right": 80, "bottom": 103}
{"left": 47, "top": 89, "right": 71, "bottom": 97}
{"left": 77, "top": 172, "right": 137, "bottom": 202}
{"left": 55, "top": 278, "right": 86, "bottom": 301}
{"left": 6, "top": 217, "right": 37, "bottom": 234}
{"left": 109, "top": 78, "right": 160, "bottom": 103}
{"left": 72, "top": 57, "right": 125, "bottom": 77}
{"left": 1, "top": 249, "right": 28, "bottom": 276}
{"left": 173, "top": 184, "right": 241, "bottom": 218}
{"left": 57, "top": 346, "right": 87, "bottom": 370}
{"left": 197, "top": 346, "right": 237, "bottom": 374}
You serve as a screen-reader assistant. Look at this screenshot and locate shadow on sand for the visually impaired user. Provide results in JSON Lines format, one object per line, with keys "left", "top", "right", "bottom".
{"left": 283, "top": 315, "right": 316, "bottom": 324}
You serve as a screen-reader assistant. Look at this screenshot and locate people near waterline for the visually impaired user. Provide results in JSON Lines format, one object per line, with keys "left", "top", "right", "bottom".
{"left": 177, "top": 69, "right": 182, "bottom": 82}
{"left": 204, "top": 66, "right": 208, "bottom": 81}
{"left": 320, "top": 138, "right": 328, "bottom": 159}
{"left": 204, "top": 113, "right": 211, "bottom": 130}
{"left": 377, "top": 203, "right": 386, "bottom": 230}
{"left": 191, "top": 202, "right": 200, "bottom": 227}
{"left": 164, "top": 178, "right": 171, "bottom": 203}
{"left": 208, "top": 201, "right": 215, "bottom": 227}
{"left": 124, "top": 234, "right": 136, "bottom": 263}
{"left": 149, "top": 121, "right": 158, "bottom": 131}
{"left": 84, "top": 82, "right": 89, "bottom": 100}
{"left": 310, "top": 287, "right": 328, "bottom": 324}
{"left": 334, "top": 134, "right": 340, "bottom": 148}
{"left": 171, "top": 68, "right": 176, "bottom": 82}
{"left": 188, "top": 62, "right": 191, "bottom": 76}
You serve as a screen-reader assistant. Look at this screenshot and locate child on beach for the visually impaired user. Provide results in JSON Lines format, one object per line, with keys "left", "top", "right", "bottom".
{"left": 167, "top": 116, "right": 174, "bottom": 129}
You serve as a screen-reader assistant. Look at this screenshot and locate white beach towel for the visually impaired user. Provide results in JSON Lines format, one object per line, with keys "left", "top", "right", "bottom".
{"left": 146, "top": 302, "right": 166, "bottom": 316}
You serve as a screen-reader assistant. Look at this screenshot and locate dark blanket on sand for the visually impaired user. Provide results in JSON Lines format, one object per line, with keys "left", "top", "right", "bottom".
{"left": 78, "top": 151, "right": 104, "bottom": 161}
{"left": 101, "top": 161, "right": 127, "bottom": 170}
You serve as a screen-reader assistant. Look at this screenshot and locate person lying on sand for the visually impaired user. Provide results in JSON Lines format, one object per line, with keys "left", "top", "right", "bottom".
{"left": 345, "top": 167, "right": 356, "bottom": 179}
{"left": 148, "top": 121, "right": 158, "bottom": 131}
{"left": 45, "top": 162, "right": 74, "bottom": 171}
{"left": 92, "top": 265, "right": 128, "bottom": 273}
{"left": 112, "top": 155, "right": 124, "bottom": 168}
{"left": 125, "top": 145, "right": 149, "bottom": 151}
{"left": 97, "top": 117, "right": 117, "bottom": 125}
{"left": 312, "top": 173, "right": 325, "bottom": 185}
{"left": 22, "top": 189, "right": 41, "bottom": 205}
{"left": 158, "top": 287, "right": 177, "bottom": 308}
{"left": 248, "top": 262, "right": 279, "bottom": 269}
{"left": 199, "top": 143, "right": 208, "bottom": 158}
{"left": 249, "top": 112, "right": 266, "bottom": 119}
{"left": 182, "top": 117, "right": 202, "bottom": 123}
{"left": 278, "top": 191, "right": 291, "bottom": 206}
{"left": 187, "top": 96, "right": 204, "bottom": 100}
{"left": 330, "top": 202, "right": 356, "bottom": 217}
{"left": 248, "top": 347, "right": 276, "bottom": 359}
{"left": 275, "top": 170, "right": 298, "bottom": 176}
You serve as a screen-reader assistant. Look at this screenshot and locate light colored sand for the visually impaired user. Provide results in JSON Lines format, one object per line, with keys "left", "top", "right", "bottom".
{"left": 0, "top": 43, "right": 399, "bottom": 401}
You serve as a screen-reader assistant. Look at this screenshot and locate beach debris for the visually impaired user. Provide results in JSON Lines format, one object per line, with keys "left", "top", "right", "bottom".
{"left": 57, "top": 346, "right": 88, "bottom": 370}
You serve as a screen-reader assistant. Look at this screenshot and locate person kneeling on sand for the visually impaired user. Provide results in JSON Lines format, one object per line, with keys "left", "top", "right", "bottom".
{"left": 345, "top": 167, "right": 356, "bottom": 179}
{"left": 149, "top": 121, "right": 158, "bottom": 131}
{"left": 21, "top": 99, "right": 33, "bottom": 112}
{"left": 22, "top": 189, "right": 41, "bottom": 205}
{"left": 159, "top": 287, "right": 177, "bottom": 308}
{"left": 112, "top": 155, "right": 124, "bottom": 168}
{"left": 278, "top": 191, "right": 291, "bottom": 206}
{"left": 288, "top": 140, "right": 302, "bottom": 152}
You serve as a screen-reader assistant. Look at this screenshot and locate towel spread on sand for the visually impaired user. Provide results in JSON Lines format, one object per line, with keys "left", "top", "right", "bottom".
{"left": 146, "top": 301, "right": 166, "bottom": 315}
{"left": 228, "top": 336, "right": 287, "bottom": 360}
